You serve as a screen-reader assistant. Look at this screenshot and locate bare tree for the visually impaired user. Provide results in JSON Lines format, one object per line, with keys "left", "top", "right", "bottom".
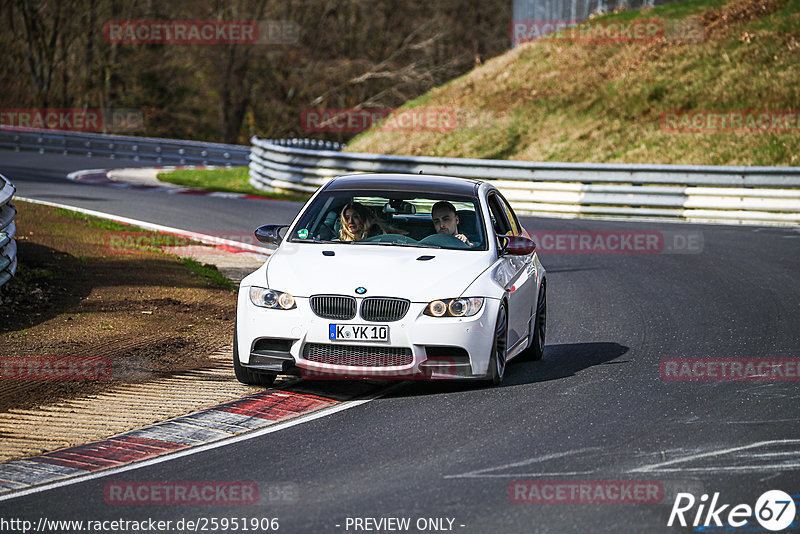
{"left": 0, "top": 0, "right": 512, "bottom": 141}
{"left": 13, "top": 0, "right": 71, "bottom": 107}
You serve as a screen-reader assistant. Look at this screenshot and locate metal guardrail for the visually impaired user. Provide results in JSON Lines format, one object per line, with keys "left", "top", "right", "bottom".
{"left": 0, "top": 174, "right": 18, "bottom": 289}
{"left": 0, "top": 127, "right": 250, "bottom": 167}
{"left": 249, "top": 137, "right": 800, "bottom": 225}
{"left": 1, "top": 126, "right": 796, "bottom": 225}
{"left": 0, "top": 127, "right": 344, "bottom": 168}
{"left": 267, "top": 138, "right": 345, "bottom": 151}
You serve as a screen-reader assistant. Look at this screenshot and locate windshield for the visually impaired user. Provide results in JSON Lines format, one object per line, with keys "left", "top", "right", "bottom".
{"left": 289, "top": 190, "right": 487, "bottom": 250}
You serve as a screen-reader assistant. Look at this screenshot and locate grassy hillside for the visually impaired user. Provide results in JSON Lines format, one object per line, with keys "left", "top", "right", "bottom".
{"left": 346, "top": 0, "right": 800, "bottom": 166}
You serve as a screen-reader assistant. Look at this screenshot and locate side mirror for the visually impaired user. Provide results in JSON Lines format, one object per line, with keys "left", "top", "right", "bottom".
{"left": 255, "top": 224, "right": 288, "bottom": 245}
{"left": 497, "top": 235, "right": 536, "bottom": 256}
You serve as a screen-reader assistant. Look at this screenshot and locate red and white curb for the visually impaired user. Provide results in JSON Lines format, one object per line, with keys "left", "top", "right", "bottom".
{"left": 67, "top": 167, "right": 275, "bottom": 201}
{"left": 0, "top": 382, "right": 389, "bottom": 500}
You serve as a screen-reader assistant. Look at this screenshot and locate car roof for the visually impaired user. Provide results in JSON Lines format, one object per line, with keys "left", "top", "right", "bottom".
{"left": 323, "top": 173, "right": 484, "bottom": 196}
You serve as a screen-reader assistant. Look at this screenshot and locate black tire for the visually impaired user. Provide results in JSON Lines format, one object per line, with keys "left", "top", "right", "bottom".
{"left": 523, "top": 281, "right": 547, "bottom": 361}
{"left": 518, "top": 281, "right": 546, "bottom": 361}
{"left": 486, "top": 303, "right": 508, "bottom": 386}
{"left": 233, "top": 330, "right": 277, "bottom": 387}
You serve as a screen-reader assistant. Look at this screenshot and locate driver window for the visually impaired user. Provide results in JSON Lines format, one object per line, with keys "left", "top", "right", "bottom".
{"left": 497, "top": 194, "right": 521, "bottom": 236}
{"left": 488, "top": 194, "right": 513, "bottom": 235}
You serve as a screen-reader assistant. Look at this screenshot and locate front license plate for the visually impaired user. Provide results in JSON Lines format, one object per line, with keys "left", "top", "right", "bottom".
{"left": 329, "top": 324, "right": 389, "bottom": 342}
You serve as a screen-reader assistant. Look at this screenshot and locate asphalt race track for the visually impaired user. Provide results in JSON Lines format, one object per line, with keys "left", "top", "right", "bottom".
{"left": 0, "top": 151, "right": 301, "bottom": 233}
{"left": 1, "top": 150, "right": 799, "bottom": 533}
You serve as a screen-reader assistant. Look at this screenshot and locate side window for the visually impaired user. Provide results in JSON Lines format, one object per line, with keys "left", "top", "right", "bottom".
{"left": 487, "top": 194, "right": 512, "bottom": 235}
{"left": 497, "top": 194, "right": 521, "bottom": 236}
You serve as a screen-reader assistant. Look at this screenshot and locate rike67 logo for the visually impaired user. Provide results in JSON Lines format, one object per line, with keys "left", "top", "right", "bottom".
{"left": 668, "top": 490, "right": 796, "bottom": 531}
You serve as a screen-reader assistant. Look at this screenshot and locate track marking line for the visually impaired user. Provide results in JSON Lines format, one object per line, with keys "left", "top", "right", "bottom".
{"left": 629, "top": 439, "right": 800, "bottom": 474}
{"left": 15, "top": 196, "right": 271, "bottom": 255}
{"left": 444, "top": 448, "right": 601, "bottom": 479}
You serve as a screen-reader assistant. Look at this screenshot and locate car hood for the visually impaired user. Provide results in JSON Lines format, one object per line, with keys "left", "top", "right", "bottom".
{"left": 264, "top": 242, "right": 493, "bottom": 301}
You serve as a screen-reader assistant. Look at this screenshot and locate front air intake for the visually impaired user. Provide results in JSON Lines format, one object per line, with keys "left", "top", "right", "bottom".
{"left": 303, "top": 343, "right": 413, "bottom": 367}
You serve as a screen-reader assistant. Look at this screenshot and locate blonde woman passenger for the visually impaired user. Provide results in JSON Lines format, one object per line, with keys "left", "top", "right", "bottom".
{"left": 339, "top": 202, "right": 378, "bottom": 241}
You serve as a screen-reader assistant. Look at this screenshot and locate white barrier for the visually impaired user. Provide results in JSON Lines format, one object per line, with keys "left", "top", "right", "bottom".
{"left": 249, "top": 137, "right": 800, "bottom": 225}
{"left": 1, "top": 126, "right": 796, "bottom": 226}
{"left": 0, "top": 175, "right": 17, "bottom": 288}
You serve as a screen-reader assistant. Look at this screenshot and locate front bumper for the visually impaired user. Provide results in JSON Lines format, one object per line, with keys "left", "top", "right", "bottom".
{"left": 236, "top": 291, "right": 500, "bottom": 380}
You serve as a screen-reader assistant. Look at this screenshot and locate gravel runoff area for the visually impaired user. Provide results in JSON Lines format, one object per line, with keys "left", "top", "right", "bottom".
{"left": 0, "top": 199, "right": 275, "bottom": 462}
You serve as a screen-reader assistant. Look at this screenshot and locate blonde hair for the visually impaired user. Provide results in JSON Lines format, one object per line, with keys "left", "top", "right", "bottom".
{"left": 339, "top": 202, "right": 374, "bottom": 241}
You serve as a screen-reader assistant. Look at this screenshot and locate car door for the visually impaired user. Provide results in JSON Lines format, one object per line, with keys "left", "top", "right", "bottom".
{"left": 487, "top": 192, "right": 536, "bottom": 358}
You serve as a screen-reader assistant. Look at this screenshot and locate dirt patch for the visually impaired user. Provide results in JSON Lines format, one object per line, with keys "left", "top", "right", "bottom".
{"left": 701, "top": 0, "right": 787, "bottom": 34}
{"left": 0, "top": 202, "right": 239, "bottom": 413}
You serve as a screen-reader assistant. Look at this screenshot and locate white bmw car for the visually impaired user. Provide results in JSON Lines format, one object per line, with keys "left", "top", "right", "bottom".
{"left": 235, "top": 173, "right": 546, "bottom": 386}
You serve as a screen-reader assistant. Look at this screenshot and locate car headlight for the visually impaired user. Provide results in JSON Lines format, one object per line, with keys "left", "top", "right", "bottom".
{"left": 424, "top": 297, "right": 483, "bottom": 317}
{"left": 249, "top": 286, "right": 296, "bottom": 309}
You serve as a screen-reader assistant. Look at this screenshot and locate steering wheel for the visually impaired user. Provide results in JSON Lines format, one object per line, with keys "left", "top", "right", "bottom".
{"left": 361, "top": 234, "right": 420, "bottom": 244}
{"left": 418, "top": 233, "right": 472, "bottom": 249}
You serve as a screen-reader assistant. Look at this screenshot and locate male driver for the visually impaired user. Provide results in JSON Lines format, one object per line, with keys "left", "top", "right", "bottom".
{"left": 431, "top": 201, "right": 472, "bottom": 246}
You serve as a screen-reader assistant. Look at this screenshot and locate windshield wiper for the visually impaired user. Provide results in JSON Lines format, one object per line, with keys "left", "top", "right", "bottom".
{"left": 352, "top": 241, "right": 443, "bottom": 249}
{"left": 288, "top": 238, "right": 337, "bottom": 244}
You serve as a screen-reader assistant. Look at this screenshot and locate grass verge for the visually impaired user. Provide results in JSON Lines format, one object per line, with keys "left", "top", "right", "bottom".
{"left": 346, "top": 0, "right": 800, "bottom": 166}
{"left": 157, "top": 167, "right": 311, "bottom": 202}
